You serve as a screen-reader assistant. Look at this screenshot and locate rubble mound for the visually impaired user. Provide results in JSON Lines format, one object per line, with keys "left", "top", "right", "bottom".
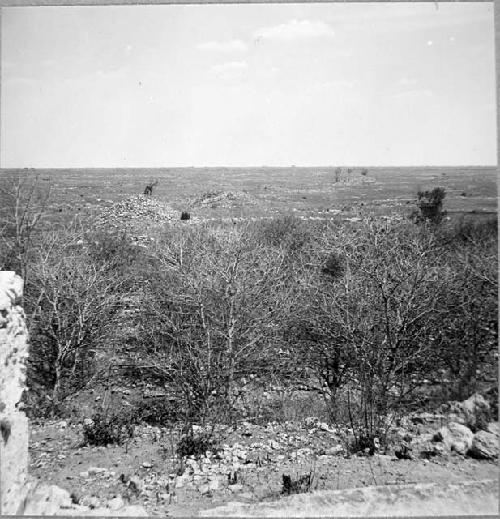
{"left": 93, "top": 196, "right": 178, "bottom": 230}
{"left": 190, "top": 191, "right": 257, "bottom": 209}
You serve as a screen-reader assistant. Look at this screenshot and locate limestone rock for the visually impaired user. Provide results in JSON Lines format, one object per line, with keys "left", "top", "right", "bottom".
{"left": 107, "top": 496, "right": 125, "bottom": 510}
{"left": 486, "top": 422, "right": 499, "bottom": 437}
{"left": 468, "top": 430, "right": 499, "bottom": 460}
{"left": 443, "top": 393, "right": 491, "bottom": 430}
{"left": 23, "top": 484, "right": 73, "bottom": 515}
{"left": 433, "top": 422, "right": 474, "bottom": 455}
{"left": 0, "top": 273, "right": 29, "bottom": 515}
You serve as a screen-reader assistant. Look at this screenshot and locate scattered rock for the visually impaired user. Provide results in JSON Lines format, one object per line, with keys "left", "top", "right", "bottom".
{"left": 82, "top": 496, "right": 101, "bottom": 509}
{"left": 325, "top": 445, "right": 344, "bottom": 456}
{"left": 419, "top": 442, "right": 447, "bottom": 459}
{"left": 88, "top": 467, "right": 107, "bottom": 475}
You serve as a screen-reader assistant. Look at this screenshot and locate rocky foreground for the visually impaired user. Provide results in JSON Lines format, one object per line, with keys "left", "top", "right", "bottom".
{"left": 26, "top": 393, "right": 498, "bottom": 516}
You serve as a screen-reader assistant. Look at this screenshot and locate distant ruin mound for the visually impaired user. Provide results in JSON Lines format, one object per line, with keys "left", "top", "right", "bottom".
{"left": 190, "top": 190, "right": 257, "bottom": 209}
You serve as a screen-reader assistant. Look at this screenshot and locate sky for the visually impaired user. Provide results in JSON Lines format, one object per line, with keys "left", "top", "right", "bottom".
{"left": 1, "top": 2, "right": 497, "bottom": 168}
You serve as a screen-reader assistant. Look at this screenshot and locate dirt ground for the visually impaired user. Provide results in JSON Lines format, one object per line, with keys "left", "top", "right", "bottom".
{"left": 29, "top": 419, "right": 498, "bottom": 517}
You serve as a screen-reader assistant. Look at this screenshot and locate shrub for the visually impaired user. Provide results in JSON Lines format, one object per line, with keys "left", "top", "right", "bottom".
{"left": 82, "top": 408, "right": 135, "bottom": 446}
{"left": 176, "top": 430, "right": 218, "bottom": 458}
{"left": 321, "top": 252, "right": 344, "bottom": 279}
{"left": 415, "top": 187, "right": 446, "bottom": 224}
{"left": 282, "top": 471, "right": 316, "bottom": 495}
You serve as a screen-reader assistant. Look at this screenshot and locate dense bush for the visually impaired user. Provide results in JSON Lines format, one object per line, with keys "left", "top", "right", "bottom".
{"left": 1, "top": 180, "right": 496, "bottom": 435}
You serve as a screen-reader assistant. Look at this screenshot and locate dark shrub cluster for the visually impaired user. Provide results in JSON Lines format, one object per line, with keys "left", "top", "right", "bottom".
{"left": 176, "top": 431, "right": 218, "bottom": 458}
{"left": 282, "top": 472, "right": 316, "bottom": 495}
{"left": 415, "top": 187, "right": 446, "bottom": 224}
{"left": 132, "top": 398, "right": 181, "bottom": 426}
{"left": 82, "top": 409, "right": 135, "bottom": 446}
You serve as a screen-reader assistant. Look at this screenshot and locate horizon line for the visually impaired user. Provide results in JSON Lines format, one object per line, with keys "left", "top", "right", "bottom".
{"left": 0, "top": 164, "right": 497, "bottom": 171}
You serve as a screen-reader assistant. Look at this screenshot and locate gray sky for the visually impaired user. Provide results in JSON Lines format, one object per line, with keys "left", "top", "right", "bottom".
{"left": 1, "top": 2, "right": 496, "bottom": 168}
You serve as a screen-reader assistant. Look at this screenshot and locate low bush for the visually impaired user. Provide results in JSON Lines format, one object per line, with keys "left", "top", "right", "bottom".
{"left": 82, "top": 408, "right": 135, "bottom": 446}
{"left": 176, "top": 431, "right": 218, "bottom": 458}
{"left": 252, "top": 215, "right": 311, "bottom": 253}
{"left": 132, "top": 398, "right": 181, "bottom": 426}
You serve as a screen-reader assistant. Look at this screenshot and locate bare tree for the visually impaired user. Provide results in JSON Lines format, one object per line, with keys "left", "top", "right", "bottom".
{"left": 287, "top": 220, "right": 448, "bottom": 443}
{"left": 0, "top": 171, "right": 51, "bottom": 283}
{"left": 143, "top": 179, "right": 158, "bottom": 196}
{"left": 28, "top": 228, "right": 122, "bottom": 407}
{"left": 136, "top": 224, "right": 291, "bottom": 432}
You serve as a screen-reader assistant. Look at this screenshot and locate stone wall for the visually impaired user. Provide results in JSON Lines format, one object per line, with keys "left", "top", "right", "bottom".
{"left": 0, "top": 272, "right": 29, "bottom": 515}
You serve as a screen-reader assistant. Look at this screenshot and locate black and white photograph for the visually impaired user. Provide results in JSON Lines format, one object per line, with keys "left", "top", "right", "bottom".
{"left": 0, "top": 1, "right": 498, "bottom": 516}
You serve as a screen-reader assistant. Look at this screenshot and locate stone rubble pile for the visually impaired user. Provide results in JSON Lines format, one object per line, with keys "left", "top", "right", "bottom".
{"left": 62, "top": 419, "right": 346, "bottom": 504}
{"left": 93, "top": 196, "right": 179, "bottom": 230}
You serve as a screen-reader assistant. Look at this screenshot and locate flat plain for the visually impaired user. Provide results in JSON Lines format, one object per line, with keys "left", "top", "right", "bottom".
{"left": 2, "top": 166, "right": 497, "bottom": 224}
